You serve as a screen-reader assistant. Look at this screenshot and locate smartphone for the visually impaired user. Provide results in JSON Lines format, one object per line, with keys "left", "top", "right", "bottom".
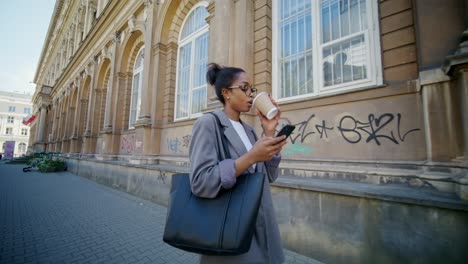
{"left": 276, "top": 125, "right": 296, "bottom": 139}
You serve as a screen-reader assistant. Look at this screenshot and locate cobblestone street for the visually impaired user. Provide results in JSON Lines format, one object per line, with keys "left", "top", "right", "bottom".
{"left": 0, "top": 163, "right": 320, "bottom": 264}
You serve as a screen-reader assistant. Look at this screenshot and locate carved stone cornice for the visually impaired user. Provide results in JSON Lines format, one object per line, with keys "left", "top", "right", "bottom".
{"left": 444, "top": 29, "right": 468, "bottom": 75}
{"left": 89, "top": 2, "right": 97, "bottom": 11}
{"left": 83, "top": 130, "right": 92, "bottom": 137}
{"left": 166, "top": 42, "right": 178, "bottom": 52}
{"left": 128, "top": 15, "right": 137, "bottom": 32}
{"left": 111, "top": 31, "right": 122, "bottom": 45}
{"left": 206, "top": 2, "right": 215, "bottom": 24}
{"left": 152, "top": 42, "right": 167, "bottom": 55}
{"left": 117, "top": 72, "right": 129, "bottom": 80}
{"left": 144, "top": 0, "right": 154, "bottom": 22}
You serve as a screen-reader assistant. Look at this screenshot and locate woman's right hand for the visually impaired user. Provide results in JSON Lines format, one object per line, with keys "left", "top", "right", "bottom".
{"left": 249, "top": 135, "right": 287, "bottom": 163}
{"left": 234, "top": 135, "right": 287, "bottom": 177}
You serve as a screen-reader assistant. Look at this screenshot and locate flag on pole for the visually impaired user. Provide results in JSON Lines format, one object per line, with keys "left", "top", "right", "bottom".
{"left": 22, "top": 114, "right": 36, "bottom": 125}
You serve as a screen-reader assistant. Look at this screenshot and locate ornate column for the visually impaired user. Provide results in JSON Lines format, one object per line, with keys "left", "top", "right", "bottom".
{"left": 161, "top": 42, "right": 178, "bottom": 123}
{"left": 37, "top": 107, "right": 47, "bottom": 143}
{"left": 68, "top": 82, "right": 80, "bottom": 154}
{"left": 33, "top": 110, "right": 40, "bottom": 144}
{"left": 149, "top": 42, "right": 167, "bottom": 156}
{"left": 84, "top": 88, "right": 100, "bottom": 154}
{"left": 84, "top": 57, "right": 98, "bottom": 136}
{"left": 103, "top": 32, "right": 121, "bottom": 132}
{"left": 443, "top": 29, "right": 468, "bottom": 200}
{"left": 119, "top": 72, "right": 132, "bottom": 129}
{"left": 84, "top": 0, "right": 91, "bottom": 35}
{"left": 55, "top": 99, "right": 63, "bottom": 152}
{"left": 135, "top": 0, "right": 155, "bottom": 126}
{"left": 75, "top": 22, "right": 84, "bottom": 50}
{"left": 124, "top": 0, "right": 157, "bottom": 160}
{"left": 61, "top": 89, "right": 72, "bottom": 153}
{"left": 84, "top": 0, "right": 97, "bottom": 35}
{"left": 50, "top": 103, "right": 58, "bottom": 151}
{"left": 232, "top": 0, "right": 254, "bottom": 72}
{"left": 72, "top": 79, "right": 82, "bottom": 139}
{"left": 67, "top": 24, "right": 76, "bottom": 59}
{"left": 79, "top": 99, "right": 89, "bottom": 132}
{"left": 92, "top": 88, "right": 102, "bottom": 133}
{"left": 102, "top": 32, "right": 121, "bottom": 157}
{"left": 205, "top": 1, "right": 223, "bottom": 110}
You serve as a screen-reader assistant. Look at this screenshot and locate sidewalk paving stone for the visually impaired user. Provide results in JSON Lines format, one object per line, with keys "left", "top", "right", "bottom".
{"left": 0, "top": 163, "right": 321, "bottom": 264}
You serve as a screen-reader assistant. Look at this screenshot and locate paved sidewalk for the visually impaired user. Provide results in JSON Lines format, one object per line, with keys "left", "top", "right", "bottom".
{"left": 0, "top": 163, "right": 321, "bottom": 264}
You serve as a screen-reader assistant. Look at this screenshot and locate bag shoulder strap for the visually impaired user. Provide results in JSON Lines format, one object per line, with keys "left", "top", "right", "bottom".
{"left": 208, "top": 112, "right": 231, "bottom": 159}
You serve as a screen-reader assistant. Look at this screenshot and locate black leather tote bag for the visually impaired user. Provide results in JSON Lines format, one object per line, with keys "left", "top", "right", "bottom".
{"left": 163, "top": 113, "right": 265, "bottom": 255}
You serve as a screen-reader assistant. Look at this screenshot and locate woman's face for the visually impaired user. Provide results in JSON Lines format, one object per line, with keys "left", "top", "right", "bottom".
{"left": 224, "top": 72, "right": 255, "bottom": 113}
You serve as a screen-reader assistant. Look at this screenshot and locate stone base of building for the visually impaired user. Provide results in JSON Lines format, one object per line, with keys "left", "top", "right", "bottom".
{"left": 65, "top": 157, "right": 468, "bottom": 263}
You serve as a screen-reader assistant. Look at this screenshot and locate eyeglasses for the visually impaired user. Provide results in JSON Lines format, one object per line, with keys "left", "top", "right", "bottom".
{"left": 226, "top": 84, "right": 257, "bottom": 97}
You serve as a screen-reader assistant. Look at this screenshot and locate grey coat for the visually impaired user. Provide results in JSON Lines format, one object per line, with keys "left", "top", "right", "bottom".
{"left": 189, "top": 110, "right": 285, "bottom": 264}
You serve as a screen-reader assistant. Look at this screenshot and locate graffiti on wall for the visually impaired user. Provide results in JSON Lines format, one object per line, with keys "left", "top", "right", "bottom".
{"left": 157, "top": 171, "right": 167, "bottom": 184}
{"left": 166, "top": 135, "right": 192, "bottom": 154}
{"left": 337, "top": 113, "right": 421, "bottom": 145}
{"left": 162, "top": 113, "right": 420, "bottom": 157}
{"left": 277, "top": 112, "right": 421, "bottom": 156}
{"left": 120, "top": 134, "right": 136, "bottom": 154}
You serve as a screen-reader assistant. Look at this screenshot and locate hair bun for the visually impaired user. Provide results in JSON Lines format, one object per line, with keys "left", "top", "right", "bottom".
{"left": 206, "top": 63, "right": 222, "bottom": 86}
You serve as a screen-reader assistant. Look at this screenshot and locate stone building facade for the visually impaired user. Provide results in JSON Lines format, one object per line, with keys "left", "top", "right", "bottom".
{"left": 31, "top": 0, "right": 468, "bottom": 262}
{"left": 0, "top": 91, "right": 32, "bottom": 157}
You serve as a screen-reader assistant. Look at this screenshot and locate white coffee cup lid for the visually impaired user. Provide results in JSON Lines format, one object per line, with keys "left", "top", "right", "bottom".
{"left": 266, "top": 108, "right": 278, "bottom": 120}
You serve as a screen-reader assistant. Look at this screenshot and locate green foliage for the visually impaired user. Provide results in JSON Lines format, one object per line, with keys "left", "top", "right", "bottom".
{"left": 38, "top": 159, "right": 67, "bottom": 173}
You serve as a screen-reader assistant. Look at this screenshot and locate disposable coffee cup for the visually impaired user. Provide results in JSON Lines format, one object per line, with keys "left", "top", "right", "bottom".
{"left": 253, "top": 92, "right": 279, "bottom": 120}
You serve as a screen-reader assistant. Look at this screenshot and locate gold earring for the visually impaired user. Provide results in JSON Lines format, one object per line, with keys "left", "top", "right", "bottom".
{"left": 227, "top": 97, "right": 230, "bottom": 100}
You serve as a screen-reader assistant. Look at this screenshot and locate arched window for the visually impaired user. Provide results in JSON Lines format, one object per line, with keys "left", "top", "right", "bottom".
{"left": 128, "top": 46, "right": 144, "bottom": 129}
{"left": 175, "top": 4, "right": 210, "bottom": 120}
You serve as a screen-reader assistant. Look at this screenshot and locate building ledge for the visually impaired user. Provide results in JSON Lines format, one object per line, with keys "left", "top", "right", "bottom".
{"left": 273, "top": 176, "right": 468, "bottom": 212}
{"left": 66, "top": 156, "right": 468, "bottom": 212}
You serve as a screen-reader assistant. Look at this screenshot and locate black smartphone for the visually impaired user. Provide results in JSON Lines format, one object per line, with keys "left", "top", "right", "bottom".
{"left": 276, "top": 125, "right": 296, "bottom": 139}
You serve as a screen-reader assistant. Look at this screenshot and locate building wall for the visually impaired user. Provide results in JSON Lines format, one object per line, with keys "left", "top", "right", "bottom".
{"left": 31, "top": 0, "right": 468, "bottom": 262}
{"left": 0, "top": 91, "right": 32, "bottom": 157}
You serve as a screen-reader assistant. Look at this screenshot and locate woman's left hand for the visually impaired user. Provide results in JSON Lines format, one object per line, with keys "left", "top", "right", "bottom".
{"left": 257, "top": 96, "right": 281, "bottom": 137}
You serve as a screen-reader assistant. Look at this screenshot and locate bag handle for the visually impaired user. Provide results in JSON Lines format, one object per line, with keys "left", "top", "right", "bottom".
{"left": 208, "top": 112, "right": 231, "bottom": 160}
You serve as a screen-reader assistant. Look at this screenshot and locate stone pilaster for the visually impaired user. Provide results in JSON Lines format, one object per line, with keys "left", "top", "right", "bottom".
{"left": 443, "top": 29, "right": 468, "bottom": 200}
{"left": 103, "top": 31, "right": 122, "bottom": 132}
{"left": 136, "top": 0, "right": 156, "bottom": 126}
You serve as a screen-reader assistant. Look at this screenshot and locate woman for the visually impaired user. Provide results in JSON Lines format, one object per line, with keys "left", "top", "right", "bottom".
{"left": 189, "top": 63, "right": 287, "bottom": 263}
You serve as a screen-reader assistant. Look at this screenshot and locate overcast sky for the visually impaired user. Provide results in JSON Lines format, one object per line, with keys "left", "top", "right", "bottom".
{"left": 0, "top": 0, "right": 56, "bottom": 96}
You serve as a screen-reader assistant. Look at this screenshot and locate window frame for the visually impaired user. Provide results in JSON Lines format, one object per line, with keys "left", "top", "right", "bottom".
{"left": 8, "top": 106, "right": 16, "bottom": 112}
{"left": 128, "top": 45, "right": 145, "bottom": 129}
{"left": 21, "top": 128, "right": 28, "bottom": 136}
{"left": 174, "top": 2, "right": 210, "bottom": 121}
{"left": 7, "top": 116, "right": 14, "bottom": 124}
{"left": 18, "top": 143, "right": 27, "bottom": 153}
{"left": 5, "top": 127, "right": 13, "bottom": 135}
{"left": 272, "top": 0, "right": 383, "bottom": 103}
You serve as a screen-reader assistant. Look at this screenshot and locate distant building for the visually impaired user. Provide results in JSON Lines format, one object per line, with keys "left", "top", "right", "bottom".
{"left": 0, "top": 91, "right": 32, "bottom": 157}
